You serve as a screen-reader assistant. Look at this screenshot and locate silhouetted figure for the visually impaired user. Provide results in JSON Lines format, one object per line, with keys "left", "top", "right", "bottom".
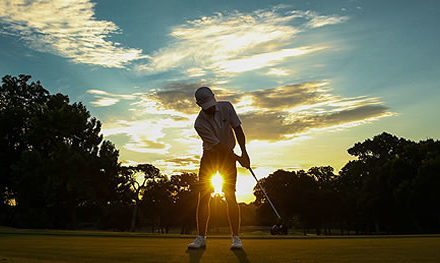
{"left": 188, "top": 87, "right": 250, "bottom": 250}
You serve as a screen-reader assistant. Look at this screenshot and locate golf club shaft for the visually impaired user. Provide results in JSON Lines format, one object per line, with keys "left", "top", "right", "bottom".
{"left": 248, "top": 167, "right": 282, "bottom": 220}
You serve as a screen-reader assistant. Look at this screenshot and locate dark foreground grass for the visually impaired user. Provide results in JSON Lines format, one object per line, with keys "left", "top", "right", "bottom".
{"left": 0, "top": 228, "right": 439, "bottom": 262}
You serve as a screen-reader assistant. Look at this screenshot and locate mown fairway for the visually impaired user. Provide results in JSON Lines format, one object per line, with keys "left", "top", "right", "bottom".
{"left": 0, "top": 229, "right": 439, "bottom": 262}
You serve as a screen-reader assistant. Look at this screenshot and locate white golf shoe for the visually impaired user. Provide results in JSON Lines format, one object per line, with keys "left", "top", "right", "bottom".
{"left": 187, "top": 235, "right": 206, "bottom": 249}
{"left": 230, "top": 235, "right": 243, "bottom": 249}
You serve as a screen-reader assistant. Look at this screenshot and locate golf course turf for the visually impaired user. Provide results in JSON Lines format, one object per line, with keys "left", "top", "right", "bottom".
{"left": 0, "top": 228, "right": 439, "bottom": 262}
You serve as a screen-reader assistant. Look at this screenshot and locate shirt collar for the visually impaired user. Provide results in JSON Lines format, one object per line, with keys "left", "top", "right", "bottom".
{"left": 200, "top": 103, "right": 219, "bottom": 118}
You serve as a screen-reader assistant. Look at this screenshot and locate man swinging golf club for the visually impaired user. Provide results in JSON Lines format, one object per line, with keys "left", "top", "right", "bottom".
{"left": 188, "top": 87, "right": 250, "bottom": 250}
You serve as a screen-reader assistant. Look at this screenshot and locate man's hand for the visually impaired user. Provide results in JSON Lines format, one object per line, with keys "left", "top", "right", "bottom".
{"left": 233, "top": 125, "right": 250, "bottom": 168}
{"left": 236, "top": 151, "right": 251, "bottom": 169}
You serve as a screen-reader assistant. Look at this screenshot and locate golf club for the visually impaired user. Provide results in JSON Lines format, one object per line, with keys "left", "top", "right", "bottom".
{"left": 247, "top": 167, "right": 281, "bottom": 220}
{"left": 235, "top": 154, "right": 288, "bottom": 235}
{"left": 247, "top": 167, "right": 288, "bottom": 235}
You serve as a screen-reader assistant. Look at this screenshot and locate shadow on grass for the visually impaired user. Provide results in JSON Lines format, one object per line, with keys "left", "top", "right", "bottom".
{"left": 186, "top": 248, "right": 206, "bottom": 263}
{"left": 232, "top": 249, "right": 250, "bottom": 263}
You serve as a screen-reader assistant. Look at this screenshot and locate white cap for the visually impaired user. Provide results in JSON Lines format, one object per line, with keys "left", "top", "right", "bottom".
{"left": 195, "top": 87, "right": 216, "bottom": 110}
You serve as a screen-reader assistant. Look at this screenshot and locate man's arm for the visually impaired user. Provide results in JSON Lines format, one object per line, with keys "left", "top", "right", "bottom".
{"left": 233, "top": 125, "right": 250, "bottom": 168}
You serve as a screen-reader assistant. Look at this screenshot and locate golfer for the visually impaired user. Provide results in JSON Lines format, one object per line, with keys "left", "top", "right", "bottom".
{"left": 188, "top": 87, "right": 250, "bottom": 250}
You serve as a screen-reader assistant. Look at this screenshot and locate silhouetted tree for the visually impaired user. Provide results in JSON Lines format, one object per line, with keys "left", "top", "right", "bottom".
{"left": 338, "top": 132, "right": 440, "bottom": 233}
{"left": 169, "top": 172, "right": 198, "bottom": 234}
{"left": 2, "top": 75, "right": 439, "bottom": 234}
{"left": 140, "top": 171, "right": 173, "bottom": 233}
{"left": 0, "top": 75, "right": 49, "bottom": 207}
{"left": 0, "top": 75, "right": 130, "bottom": 228}
{"left": 308, "top": 166, "right": 339, "bottom": 235}
{"left": 119, "top": 164, "right": 161, "bottom": 231}
{"left": 253, "top": 169, "right": 318, "bottom": 233}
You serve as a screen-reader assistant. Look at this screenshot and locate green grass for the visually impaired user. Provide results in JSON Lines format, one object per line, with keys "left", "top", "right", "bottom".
{"left": 0, "top": 227, "right": 439, "bottom": 262}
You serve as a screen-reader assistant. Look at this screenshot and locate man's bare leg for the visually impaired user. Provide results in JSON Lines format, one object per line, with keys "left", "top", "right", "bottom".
{"left": 196, "top": 192, "right": 212, "bottom": 236}
{"left": 225, "top": 192, "right": 240, "bottom": 236}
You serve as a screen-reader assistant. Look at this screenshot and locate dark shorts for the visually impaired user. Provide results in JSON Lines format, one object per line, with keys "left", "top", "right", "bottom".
{"left": 198, "top": 147, "right": 237, "bottom": 194}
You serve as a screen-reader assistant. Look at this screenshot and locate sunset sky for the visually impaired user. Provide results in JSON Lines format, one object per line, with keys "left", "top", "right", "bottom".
{"left": 1, "top": 0, "right": 439, "bottom": 203}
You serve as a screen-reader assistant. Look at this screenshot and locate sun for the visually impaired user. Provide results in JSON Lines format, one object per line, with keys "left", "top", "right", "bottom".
{"left": 211, "top": 172, "right": 224, "bottom": 195}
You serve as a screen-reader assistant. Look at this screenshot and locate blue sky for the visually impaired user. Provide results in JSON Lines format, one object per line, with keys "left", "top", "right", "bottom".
{"left": 1, "top": 0, "right": 439, "bottom": 202}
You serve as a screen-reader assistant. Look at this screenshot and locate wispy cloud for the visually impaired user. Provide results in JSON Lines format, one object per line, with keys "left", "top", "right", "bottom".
{"left": 0, "top": 3, "right": 347, "bottom": 73}
{"left": 85, "top": 80, "right": 392, "bottom": 181}
{"left": 89, "top": 81, "right": 393, "bottom": 143}
{"left": 135, "top": 8, "right": 347, "bottom": 76}
{"left": 240, "top": 104, "right": 392, "bottom": 141}
{"left": 155, "top": 156, "right": 201, "bottom": 174}
{"left": 266, "top": 68, "right": 293, "bottom": 76}
{"left": 86, "top": 89, "right": 139, "bottom": 107}
{"left": 298, "top": 10, "right": 350, "bottom": 28}
{"left": 0, "top": 0, "right": 145, "bottom": 68}
{"left": 90, "top": 97, "right": 120, "bottom": 107}
{"left": 155, "top": 82, "right": 393, "bottom": 141}
{"left": 102, "top": 119, "right": 174, "bottom": 154}
{"left": 213, "top": 46, "right": 327, "bottom": 74}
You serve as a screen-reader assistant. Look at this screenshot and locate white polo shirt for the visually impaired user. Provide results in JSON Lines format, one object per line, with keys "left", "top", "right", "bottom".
{"left": 194, "top": 101, "right": 242, "bottom": 151}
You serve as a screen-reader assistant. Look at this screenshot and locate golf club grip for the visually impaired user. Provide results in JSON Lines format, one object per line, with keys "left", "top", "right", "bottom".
{"left": 248, "top": 168, "right": 282, "bottom": 220}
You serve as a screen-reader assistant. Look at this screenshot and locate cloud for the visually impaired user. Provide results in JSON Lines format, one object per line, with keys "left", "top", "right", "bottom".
{"left": 158, "top": 156, "right": 201, "bottom": 174}
{"left": 213, "top": 46, "right": 327, "bottom": 74}
{"left": 133, "top": 82, "right": 246, "bottom": 115}
{"left": 0, "top": 0, "right": 145, "bottom": 68}
{"left": 308, "top": 15, "right": 348, "bottom": 28}
{"left": 298, "top": 10, "right": 349, "bottom": 28}
{"left": 102, "top": 119, "right": 173, "bottom": 154}
{"left": 86, "top": 80, "right": 392, "bottom": 182}
{"left": 124, "top": 139, "right": 169, "bottom": 154}
{"left": 86, "top": 89, "right": 139, "bottom": 107}
{"left": 249, "top": 82, "right": 334, "bottom": 110}
{"left": 165, "top": 156, "right": 200, "bottom": 166}
{"left": 240, "top": 104, "right": 392, "bottom": 141}
{"left": 241, "top": 83, "right": 392, "bottom": 140}
{"left": 266, "top": 68, "right": 292, "bottom": 76}
{"left": 135, "top": 8, "right": 347, "bottom": 76}
{"left": 90, "top": 97, "right": 120, "bottom": 107}
{"left": 144, "top": 83, "right": 200, "bottom": 114}
{"left": 94, "top": 81, "right": 392, "bottom": 142}
{"left": 0, "top": 3, "right": 347, "bottom": 73}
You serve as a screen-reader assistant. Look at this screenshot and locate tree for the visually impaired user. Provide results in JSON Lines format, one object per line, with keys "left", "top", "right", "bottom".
{"left": 119, "top": 164, "right": 161, "bottom": 232}
{"left": 0, "top": 75, "right": 49, "bottom": 206}
{"left": 140, "top": 171, "right": 173, "bottom": 233}
{"left": 169, "top": 172, "right": 198, "bottom": 234}
{"left": 307, "top": 166, "right": 339, "bottom": 235}
{"left": 253, "top": 169, "right": 318, "bottom": 233}
{"left": 0, "top": 75, "right": 129, "bottom": 228}
{"left": 2, "top": 75, "right": 439, "bottom": 234}
{"left": 407, "top": 139, "right": 440, "bottom": 232}
{"left": 338, "top": 132, "right": 440, "bottom": 233}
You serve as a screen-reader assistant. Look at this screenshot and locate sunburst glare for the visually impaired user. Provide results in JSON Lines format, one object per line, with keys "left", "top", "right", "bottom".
{"left": 211, "top": 172, "right": 224, "bottom": 196}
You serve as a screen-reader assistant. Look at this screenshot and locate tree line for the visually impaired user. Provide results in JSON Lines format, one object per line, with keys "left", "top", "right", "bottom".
{"left": 256, "top": 132, "right": 440, "bottom": 234}
{"left": 0, "top": 75, "right": 439, "bottom": 234}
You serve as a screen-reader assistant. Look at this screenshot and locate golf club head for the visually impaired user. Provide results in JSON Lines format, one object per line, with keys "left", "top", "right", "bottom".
{"left": 271, "top": 221, "right": 288, "bottom": 235}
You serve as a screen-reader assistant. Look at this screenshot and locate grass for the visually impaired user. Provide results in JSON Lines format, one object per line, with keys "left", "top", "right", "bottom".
{"left": 0, "top": 227, "right": 439, "bottom": 262}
